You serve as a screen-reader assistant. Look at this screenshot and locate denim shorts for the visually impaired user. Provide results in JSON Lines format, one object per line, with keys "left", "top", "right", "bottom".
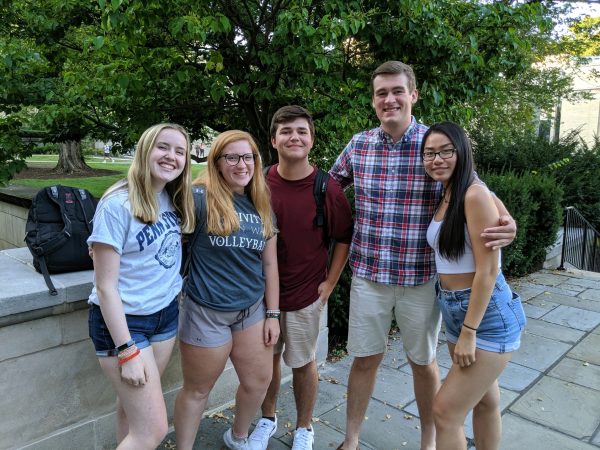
{"left": 88, "top": 298, "right": 179, "bottom": 356}
{"left": 435, "top": 272, "right": 526, "bottom": 353}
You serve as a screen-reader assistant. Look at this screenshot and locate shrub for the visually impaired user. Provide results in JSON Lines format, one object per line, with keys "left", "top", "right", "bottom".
{"left": 482, "top": 171, "right": 563, "bottom": 276}
{"left": 473, "top": 129, "right": 600, "bottom": 231}
{"left": 32, "top": 143, "right": 60, "bottom": 155}
{"left": 327, "top": 186, "right": 354, "bottom": 349}
{"left": 553, "top": 138, "right": 600, "bottom": 232}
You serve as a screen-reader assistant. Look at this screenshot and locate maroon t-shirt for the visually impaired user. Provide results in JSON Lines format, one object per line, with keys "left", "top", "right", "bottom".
{"left": 266, "top": 165, "right": 353, "bottom": 311}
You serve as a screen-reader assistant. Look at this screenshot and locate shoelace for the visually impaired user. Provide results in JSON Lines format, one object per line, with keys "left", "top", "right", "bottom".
{"left": 250, "top": 421, "right": 274, "bottom": 443}
{"left": 293, "top": 430, "right": 312, "bottom": 448}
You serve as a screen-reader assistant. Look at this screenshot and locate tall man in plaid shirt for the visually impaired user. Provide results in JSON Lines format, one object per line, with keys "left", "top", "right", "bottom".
{"left": 329, "top": 61, "right": 516, "bottom": 450}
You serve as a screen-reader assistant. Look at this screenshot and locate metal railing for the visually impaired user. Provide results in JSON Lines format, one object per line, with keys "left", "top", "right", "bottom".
{"left": 558, "top": 207, "right": 600, "bottom": 272}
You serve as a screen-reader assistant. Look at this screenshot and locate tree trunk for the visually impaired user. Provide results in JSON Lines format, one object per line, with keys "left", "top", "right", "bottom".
{"left": 53, "top": 140, "right": 92, "bottom": 174}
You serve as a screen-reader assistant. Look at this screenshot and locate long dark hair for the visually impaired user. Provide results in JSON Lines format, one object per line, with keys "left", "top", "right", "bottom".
{"left": 421, "top": 121, "right": 475, "bottom": 260}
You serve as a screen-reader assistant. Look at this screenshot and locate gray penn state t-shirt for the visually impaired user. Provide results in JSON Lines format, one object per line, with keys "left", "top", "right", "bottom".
{"left": 88, "top": 189, "right": 182, "bottom": 314}
{"left": 186, "top": 189, "right": 270, "bottom": 312}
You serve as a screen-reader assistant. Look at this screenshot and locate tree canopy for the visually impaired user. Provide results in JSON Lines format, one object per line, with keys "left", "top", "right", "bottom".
{"left": 0, "top": 0, "right": 576, "bottom": 183}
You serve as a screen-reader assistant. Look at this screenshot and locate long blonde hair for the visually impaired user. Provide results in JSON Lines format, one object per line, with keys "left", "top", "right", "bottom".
{"left": 104, "top": 123, "right": 195, "bottom": 233}
{"left": 194, "top": 130, "right": 275, "bottom": 238}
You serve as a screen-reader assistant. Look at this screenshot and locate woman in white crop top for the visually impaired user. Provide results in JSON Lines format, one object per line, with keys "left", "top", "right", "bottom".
{"left": 421, "top": 122, "right": 526, "bottom": 450}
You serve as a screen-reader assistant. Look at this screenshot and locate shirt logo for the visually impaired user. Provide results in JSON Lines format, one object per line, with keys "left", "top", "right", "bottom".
{"left": 155, "top": 230, "right": 181, "bottom": 269}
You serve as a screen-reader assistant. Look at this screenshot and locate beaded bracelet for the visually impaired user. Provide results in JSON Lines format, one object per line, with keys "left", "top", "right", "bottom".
{"left": 118, "top": 349, "right": 140, "bottom": 365}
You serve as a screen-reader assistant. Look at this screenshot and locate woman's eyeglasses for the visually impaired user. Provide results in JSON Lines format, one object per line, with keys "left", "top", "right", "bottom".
{"left": 219, "top": 153, "right": 256, "bottom": 166}
{"left": 422, "top": 149, "right": 455, "bottom": 162}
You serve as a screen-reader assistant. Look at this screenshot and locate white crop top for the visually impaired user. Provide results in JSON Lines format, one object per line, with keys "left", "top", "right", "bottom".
{"left": 426, "top": 219, "right": 501, "bottom": 274}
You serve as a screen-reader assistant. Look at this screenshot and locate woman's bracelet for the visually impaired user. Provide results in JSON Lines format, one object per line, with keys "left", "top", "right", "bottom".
{"left": 462, "top": 323, "right": 478, "bottom": 332}
{"left": 118, "top": 349, "right": 140, "bottom": 365}
{"left": 118, "top": 344, "right": 139, "bottom": 359}
{"left": 266, "top": 309, "right": 281, "bottom": 319}
{"left": 116, "top": 339, "right": 135, "bottom": 352}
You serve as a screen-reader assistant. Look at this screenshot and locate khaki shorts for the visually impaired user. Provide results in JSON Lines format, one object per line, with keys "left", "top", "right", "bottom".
{"left": 274, "top": 298, "right": 324, "bottom": 368}
{"left": 347, "top": 277, "right": 441, "bottom": 365}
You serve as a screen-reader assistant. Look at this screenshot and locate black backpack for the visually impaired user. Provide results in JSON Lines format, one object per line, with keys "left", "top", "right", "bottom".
{"left": 25, "top": 185, "right": 98, "bottom": 296}
{"left": 263, "top": 165, "right": 330, "bottom": 238}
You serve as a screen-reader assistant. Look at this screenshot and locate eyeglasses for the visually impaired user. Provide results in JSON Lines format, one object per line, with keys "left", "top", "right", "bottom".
{"left": 219, "top": 153, "right": 256, "bottom": 166}
{"left": 422, "top": 149, "right": 456, "bottom": 162}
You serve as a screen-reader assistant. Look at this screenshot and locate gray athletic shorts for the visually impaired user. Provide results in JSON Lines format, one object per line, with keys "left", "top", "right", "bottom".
{"left": 178, "top": 295, "right": 265, "bottom": 348}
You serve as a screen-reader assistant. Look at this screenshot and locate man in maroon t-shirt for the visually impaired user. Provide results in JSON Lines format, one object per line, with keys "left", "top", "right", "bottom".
{"left": 247, "top": 106, "right": 353, "bottom": 450}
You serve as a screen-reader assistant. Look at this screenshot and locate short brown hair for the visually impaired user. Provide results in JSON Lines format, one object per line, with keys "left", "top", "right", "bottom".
{"left": 270, "top": 105, "right": 315, "bottom": 139}
{"left": 371, "top": 61, "right": 417, "bottom": 93}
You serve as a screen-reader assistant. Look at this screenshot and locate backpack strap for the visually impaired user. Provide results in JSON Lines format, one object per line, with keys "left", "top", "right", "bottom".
{"left": 73, "top": 188, "right": 96, "bottom": 234}
{"left": 313, "top": 168, "right": 329, "bottom": 229}
{"left": 37, "top": 256, "right": 58, "bottom": 296}
{"left": 181, "top": 186, "right": 206, "bottom": 278}
{"left": 263, "top": 165, "right": 272, "bottom": 178}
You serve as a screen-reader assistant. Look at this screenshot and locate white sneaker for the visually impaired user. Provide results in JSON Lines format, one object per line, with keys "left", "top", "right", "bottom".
{"left": 248, "top": 417, "right": 277, "bottom": 450}
{"left": 223, "top": 428, "right": 250, "bottom": 450}
{"left": 291, "top": 427, "right": 314, "bottom": 450}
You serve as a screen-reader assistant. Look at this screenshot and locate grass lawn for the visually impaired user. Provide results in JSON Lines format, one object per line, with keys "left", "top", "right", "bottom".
{"left": 16, "top": 155, "right": 205, "bottom": 198}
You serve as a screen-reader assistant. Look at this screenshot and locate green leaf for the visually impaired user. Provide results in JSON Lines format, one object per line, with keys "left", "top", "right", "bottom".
{"left": 92, "top": 35, "right": 105, "bottom": 50}
{"left": 117, "top": 75, "right": 129, "bottom": 89}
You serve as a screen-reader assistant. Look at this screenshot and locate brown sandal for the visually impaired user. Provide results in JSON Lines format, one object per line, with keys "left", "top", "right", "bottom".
{"left": 335, "top": 445, "right": 360, "bottom": 450}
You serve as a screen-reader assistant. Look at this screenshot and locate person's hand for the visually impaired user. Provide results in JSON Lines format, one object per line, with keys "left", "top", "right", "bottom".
{"left": 481, "top": 214, "right": 517, "bottom": 250}
{"left": 453, "top": 328, "right": 477, "bottom": 368}
{"left": 263, "top": 318, "right": 280, "bottom": 346}
{"left": 316, "top": 280, "right": 335, "bottom": 311}
{"left": 119, "top": 354, "right": 148, "bottom": 387}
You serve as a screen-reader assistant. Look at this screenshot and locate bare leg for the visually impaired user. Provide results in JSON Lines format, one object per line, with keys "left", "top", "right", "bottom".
{"left": 472, "top": 381, "right": 502, "bottom": 450}
{"left": 261, "top": 352, "right": 282, "bottom": 417}
{"left": 116, "top": 398, "right": 127, "bottom": 444}
{"left": 293, "top": 360, "right": 319, "bottom": 429}
{"left": 230, "top": 320, "right": 274, "bottom": 438}
{"left": 433, "top": 343, "right": 510, "bottom": 450}
{"left": 409, "top": 358, "right": 441, "bottom": 450}
{"left": 341, "top": 353, "right": 384, "bottom": 449}
{"left": 98, "top": 346, "right": 170, "bottom": 450}
{"left": 116, "top": 338, "right": 176, "bottom": 443}
{"left": 174, "top": 341, "right": 231, "bottom": 450}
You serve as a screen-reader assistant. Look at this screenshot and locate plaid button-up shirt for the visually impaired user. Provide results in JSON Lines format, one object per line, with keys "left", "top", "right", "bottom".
{"left": 330, "top": 118, "right": 442, "bottom": 286}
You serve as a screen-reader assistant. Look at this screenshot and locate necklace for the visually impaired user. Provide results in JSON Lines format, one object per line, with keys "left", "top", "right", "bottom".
{"left": 442, "top": 187, "right": 450, "bottom": 203}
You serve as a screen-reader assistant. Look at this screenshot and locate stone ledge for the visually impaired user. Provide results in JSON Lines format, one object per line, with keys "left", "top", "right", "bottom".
{"left": 0, "top": 247, "right": 93, "bottom": 325}
{"left": 0, "top": 184, "right": 39, "bottom": 209}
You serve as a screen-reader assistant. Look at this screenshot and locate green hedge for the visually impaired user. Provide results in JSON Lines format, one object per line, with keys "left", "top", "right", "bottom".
{"left": 327, "top": 187, "right": 354, "bottom": 348}
{"left": 32, "top": 143, "right": 61, "bottom": 155}
{"left": 473, "top": 130, "right": 600, "bottom": 231}
{"left": 482, "top": 171, "right": 563, "bottom": 276}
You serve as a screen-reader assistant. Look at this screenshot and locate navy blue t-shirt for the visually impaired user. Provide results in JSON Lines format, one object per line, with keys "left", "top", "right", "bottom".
{"left": 186, "top": 189, "right": 269, "bottom": 311}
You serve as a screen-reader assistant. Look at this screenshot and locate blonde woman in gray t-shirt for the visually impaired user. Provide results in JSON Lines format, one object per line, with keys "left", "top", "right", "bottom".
{"left": 88, "top": 123, "right": 195, "bottom": 450}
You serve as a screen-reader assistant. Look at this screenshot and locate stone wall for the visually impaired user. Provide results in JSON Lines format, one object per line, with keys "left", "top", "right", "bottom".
{"left": 0, "top": 247, "right": 325, "bottom": 450}
{"left": 0, "top": 185, "right": 35, "bottom": 251}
